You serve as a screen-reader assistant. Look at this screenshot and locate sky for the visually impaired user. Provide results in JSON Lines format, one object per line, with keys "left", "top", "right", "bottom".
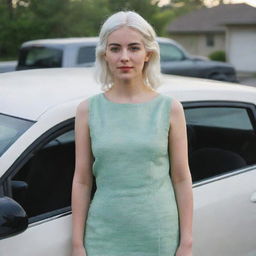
{"left": 159, "top": 0, "right": 256, "bottom": 7}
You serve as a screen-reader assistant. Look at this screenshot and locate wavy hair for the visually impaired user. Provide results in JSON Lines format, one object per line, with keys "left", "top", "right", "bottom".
{"left": 94, "top": 11, "right": 162, "bottom": 91}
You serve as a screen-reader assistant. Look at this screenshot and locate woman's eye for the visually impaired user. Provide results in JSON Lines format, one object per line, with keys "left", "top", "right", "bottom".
{"left": 130, "top": 46, "right": 140, "bottom": 51}
{"left": 110, "top": 47, "right": 119, "bottom": 52}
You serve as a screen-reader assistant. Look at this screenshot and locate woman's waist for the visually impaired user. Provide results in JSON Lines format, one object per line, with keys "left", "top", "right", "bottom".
{"left": 88, "top": 186, "right": 178, "bottom": 221}
{"left": 91, "top": 182, "right": 175, "bottom": 207}
{"left": 94, "top": 178, "right": 173, "bottom": 196}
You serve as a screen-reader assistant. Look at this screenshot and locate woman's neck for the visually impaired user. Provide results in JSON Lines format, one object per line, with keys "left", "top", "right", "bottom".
{"left": 110, "top": 77, "right": 154, "bottom": 98}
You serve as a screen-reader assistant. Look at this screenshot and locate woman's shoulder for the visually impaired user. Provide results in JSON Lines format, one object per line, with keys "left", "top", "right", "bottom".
{"left": 159, "top": 93, "right": 180, "bottom": 106}
{"left": 77, "top": 93, "right": 102, "bottom": 111}
{"left": 160, "top": 94, "right": 183, "bottom": 118}
{"left": 76, "top": 100, "right": 89, "bottom": 122}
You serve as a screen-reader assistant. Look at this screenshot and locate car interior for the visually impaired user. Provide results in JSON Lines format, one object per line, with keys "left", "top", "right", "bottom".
{"left": 187, "top": 124, "right": 255, "bottom": 181}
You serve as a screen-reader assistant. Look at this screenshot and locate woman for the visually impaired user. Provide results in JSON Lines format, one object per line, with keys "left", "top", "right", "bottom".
{"left": 71, "top": 11, "right": 193, "bottom": 256}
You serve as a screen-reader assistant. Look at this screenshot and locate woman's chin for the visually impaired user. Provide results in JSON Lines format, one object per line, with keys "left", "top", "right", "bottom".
{"left": 116, "top": 74, "right": 134, "bottom": 81}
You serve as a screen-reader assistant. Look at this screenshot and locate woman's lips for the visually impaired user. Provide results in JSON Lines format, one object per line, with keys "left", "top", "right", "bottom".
{"left": 118, "top": 66, "right": 133, "bottom": 71}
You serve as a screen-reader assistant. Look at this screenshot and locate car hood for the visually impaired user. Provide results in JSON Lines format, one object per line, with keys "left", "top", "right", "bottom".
{"left": 0, "top": 68, "right": 101, "bottom": 120}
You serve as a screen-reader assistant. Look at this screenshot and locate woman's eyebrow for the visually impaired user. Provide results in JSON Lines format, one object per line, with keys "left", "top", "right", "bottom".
{"left": 108, "top": 42, "right": 142, "bottom": 47}
{"left": 108, "top": 43, "right": 120, "bottom": 47}
{"left": 128, "top": 42, "right": 141, "bottom": 46}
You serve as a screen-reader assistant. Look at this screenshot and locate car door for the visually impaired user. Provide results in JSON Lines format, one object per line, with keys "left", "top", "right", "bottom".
{"left": 184, "top": 102, "right": 256, "bottom": 256}
{"left": 193, "top": 168, "right": 256, "bottom": 256}
{"left": 0, "top": 121, "right": 77, "bottom": 256}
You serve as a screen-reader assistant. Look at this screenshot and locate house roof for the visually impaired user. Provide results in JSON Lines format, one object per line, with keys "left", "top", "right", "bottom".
{"left": 167, "top": 4, "right": 256, "bottom": 34}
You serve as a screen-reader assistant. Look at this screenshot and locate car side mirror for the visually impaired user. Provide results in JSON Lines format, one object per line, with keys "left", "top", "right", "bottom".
{"left": 0, "top": 196, "right": 28, "bottom": 240}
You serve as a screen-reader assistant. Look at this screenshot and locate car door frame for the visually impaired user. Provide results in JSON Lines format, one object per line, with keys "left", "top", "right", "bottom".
{"left": 0, "top": 117, "right": 75, "bottom": 225}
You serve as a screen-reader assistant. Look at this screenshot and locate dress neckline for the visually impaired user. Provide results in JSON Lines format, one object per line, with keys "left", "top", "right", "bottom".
{"left": 100, "top": 92, "right": 162, "bottom": 106}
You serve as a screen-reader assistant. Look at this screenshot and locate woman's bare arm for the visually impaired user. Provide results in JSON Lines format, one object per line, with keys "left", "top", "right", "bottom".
{"left": 168, "top": 99, "right": 193, "bottom": 253}
{"left": 71, "top": 100, "right": 94, "bottom": 251}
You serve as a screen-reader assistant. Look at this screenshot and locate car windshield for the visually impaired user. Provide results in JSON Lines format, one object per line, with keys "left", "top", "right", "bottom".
{"left": 0, "top": 114, "right": 34, "bottom": 156}
{"left": 17, "top": 46, "right": 63, "bottom": 69}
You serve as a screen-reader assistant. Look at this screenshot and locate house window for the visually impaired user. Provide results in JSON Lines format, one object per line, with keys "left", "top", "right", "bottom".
{"left": 206, "top": 34, "right": 215, "bottom": 47}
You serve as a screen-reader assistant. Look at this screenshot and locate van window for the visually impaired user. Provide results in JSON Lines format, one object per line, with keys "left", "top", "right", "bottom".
{"left": 77, "top": 46, "right": 96, "bottom": 65}
{"left": 17, "top": 46, "right": 63, "bottom": 69}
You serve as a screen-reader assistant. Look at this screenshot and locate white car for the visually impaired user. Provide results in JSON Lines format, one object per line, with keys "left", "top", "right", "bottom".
{"left": 0, "top": 68, "right": 255, "bottom": 256}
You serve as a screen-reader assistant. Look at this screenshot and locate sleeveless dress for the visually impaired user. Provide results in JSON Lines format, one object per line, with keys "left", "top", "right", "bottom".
{"left": 84, "top": 92, "right": 180, "bottom": 256}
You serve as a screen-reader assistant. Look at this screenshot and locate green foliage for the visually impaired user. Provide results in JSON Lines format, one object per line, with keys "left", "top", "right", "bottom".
{"left": 208, "top": 50, "right": 226, "bottom": 62}
{"left": 0, "top": 0, "right": 206, "bottom": 60}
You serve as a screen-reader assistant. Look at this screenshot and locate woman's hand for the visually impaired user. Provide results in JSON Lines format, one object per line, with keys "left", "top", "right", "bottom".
{"left": 175, "top": 243, "right": 192, "bottom": 256}
{"left": 71, "top": 246, "right": 87, "bottom": 256}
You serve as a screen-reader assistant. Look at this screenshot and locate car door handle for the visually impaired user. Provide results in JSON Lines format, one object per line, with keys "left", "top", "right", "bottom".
{"left": 250, "top": 192, "right": 256, "bottom": 203}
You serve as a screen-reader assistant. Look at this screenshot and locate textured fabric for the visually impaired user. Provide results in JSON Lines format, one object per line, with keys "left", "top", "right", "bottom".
{"left": 84, "top": 92, "right": 180, "bottom": 256}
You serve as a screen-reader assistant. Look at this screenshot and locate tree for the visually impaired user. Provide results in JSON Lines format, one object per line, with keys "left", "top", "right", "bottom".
{"left": 68, "top": 0, "right": 110, "bottom": 36}
{"left": 6, "top": 0, "right": 13, "bottom": 18}
{"left": 0, "top": 0, "right": 206, "bottom": 60}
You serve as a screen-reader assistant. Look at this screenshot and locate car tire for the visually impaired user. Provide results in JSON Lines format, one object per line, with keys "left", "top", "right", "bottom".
{"left": 209, "top": 73, "right": 229, "bottom": 82}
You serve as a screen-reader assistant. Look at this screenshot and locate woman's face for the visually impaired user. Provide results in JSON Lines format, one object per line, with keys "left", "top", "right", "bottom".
{"left": 104, "top": 26, "right": 151, "bottom": 83}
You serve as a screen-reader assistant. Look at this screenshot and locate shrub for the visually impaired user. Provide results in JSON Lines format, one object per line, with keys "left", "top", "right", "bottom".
{"left": 209, "top": 51, "right": 226, "bottom": 62}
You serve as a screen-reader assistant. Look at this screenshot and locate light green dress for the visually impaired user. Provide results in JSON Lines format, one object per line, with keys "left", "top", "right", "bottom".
{"left": 84, "top": 92, "right": 180, "bottom": 256}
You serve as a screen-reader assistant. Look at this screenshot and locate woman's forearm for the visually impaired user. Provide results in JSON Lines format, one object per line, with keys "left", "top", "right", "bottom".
{"left": 173, "top": 175, "right": 193, "bottom": 246}
{"left": 71, "top": 178, "right": 92, "bottom": 248}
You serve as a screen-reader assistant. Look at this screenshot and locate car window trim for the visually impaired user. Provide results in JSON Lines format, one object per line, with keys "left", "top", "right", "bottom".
{"left": 29, "top": 206, "right": 71, "bottom": 227}
{"left": 192, "top": 165, "right": 255, "bottom": 188}
{"left": 0, "top": 112, "right": 35, "bottom": 123}
{"left": 182, "top": 100, "right": 256, "bottom": 187}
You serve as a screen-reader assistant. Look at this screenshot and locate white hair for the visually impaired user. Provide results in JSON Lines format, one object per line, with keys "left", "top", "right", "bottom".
{"left": 94, "top": 11, "right": 162, "bottom": 91}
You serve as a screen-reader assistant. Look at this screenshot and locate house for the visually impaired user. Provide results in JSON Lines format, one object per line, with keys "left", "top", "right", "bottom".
{"left": 167, "top": 4, "right": 256, "bottom": 73}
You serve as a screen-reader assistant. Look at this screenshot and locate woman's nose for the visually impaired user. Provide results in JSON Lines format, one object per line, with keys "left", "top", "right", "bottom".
{"left": 120, "top": 49, "right": 129, "bottom": 62}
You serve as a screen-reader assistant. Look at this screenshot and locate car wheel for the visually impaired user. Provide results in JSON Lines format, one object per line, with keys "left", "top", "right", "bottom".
{"left": 209, "top": 73, "right": 228, "bottom": 81}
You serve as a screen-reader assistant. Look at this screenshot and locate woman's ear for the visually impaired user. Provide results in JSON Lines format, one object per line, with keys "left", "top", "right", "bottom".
{"left": 104, "top": 52, "right": 107, "bottom": 62}
{"left": 145, "top": 51, "right": 152, "bottom": 62}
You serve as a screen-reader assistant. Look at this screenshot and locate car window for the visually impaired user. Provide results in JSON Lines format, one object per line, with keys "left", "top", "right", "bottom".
{"left": 159, "top": 43, "right": 185, "bottom": 62}
{"left": 18, "top": 46, "right": 63, "bottom": 68}
{"left": 11, "top": 129, "right": 75, "bottom": 219}
{"left": 0, "top": 114, "right": 34, "bottom": 156}
{"left": 185, "top": 107, "right": 253, "bottom": 130}
{"left": 77, "top": 46, "right": 96, "bottom": 64}
{"left": 184, "top": 105, "right": 256, "bottom": 182}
